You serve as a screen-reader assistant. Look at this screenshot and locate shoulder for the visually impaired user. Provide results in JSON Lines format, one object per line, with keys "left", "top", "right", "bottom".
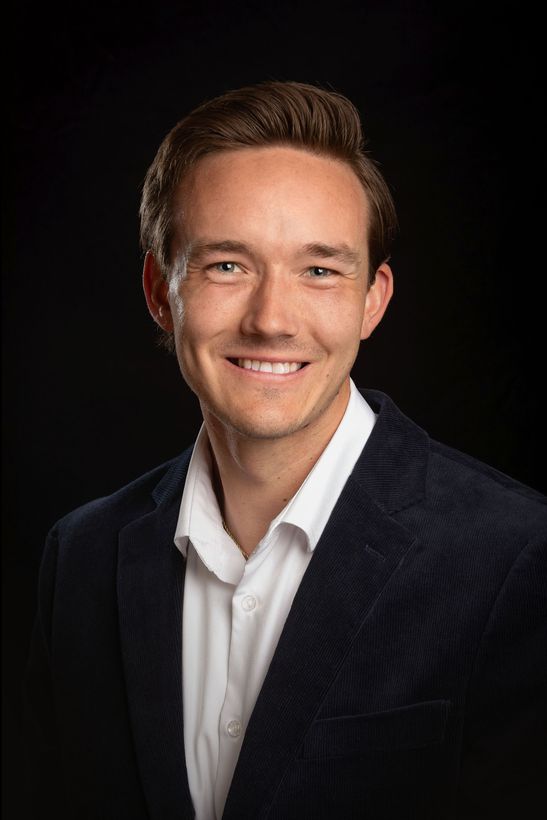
{"left": 360, "top": 388, "right": 547, "bottom": 549}
{"left": 403, "top": 435, "right": 547, "bottom": 589}
{"left": 52, "top": 447, "right": 193, "bottom": 542}
{"left": 427, "top": 437, "right": 546, "bottom": 531}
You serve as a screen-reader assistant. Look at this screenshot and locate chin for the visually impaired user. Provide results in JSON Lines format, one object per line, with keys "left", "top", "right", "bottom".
{"left": 200, "top": 381, "right": 349, "bottom": 442}
{"left": 218, "top": 414, "right": 307, "bottom": 441}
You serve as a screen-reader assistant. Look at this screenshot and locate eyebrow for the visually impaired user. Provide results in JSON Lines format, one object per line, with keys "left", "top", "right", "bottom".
{"left": 300, "top": 242, "right": 362, "bottom": 267}
{"left": 187, "top": 239, "right": 362, "bottom": 267}
{"left": 187, "top": 240, "right": 252, "bottom": 261}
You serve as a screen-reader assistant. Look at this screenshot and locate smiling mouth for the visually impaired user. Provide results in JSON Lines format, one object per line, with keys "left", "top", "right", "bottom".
{"left": 228, "top": 358, "right": 308, "bottom": 374}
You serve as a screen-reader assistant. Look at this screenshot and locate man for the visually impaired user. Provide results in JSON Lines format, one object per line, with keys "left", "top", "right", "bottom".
{"left": 24, "top": 82, "right": 546, "bottom": 819}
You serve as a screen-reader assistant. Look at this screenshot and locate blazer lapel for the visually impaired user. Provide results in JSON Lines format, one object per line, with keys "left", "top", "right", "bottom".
{"left": 117, "top": 454, "right": 195, "bottom": 820}
{"left": 223, "top": 390, "right": 429, "bottom": 819}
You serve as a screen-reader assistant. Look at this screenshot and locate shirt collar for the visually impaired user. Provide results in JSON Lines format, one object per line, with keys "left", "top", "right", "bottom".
{"left": 174, "top": 425, "right": 247, "bottom": 583}
{"left": 269, "top": 379, "right": 376, "bottom": 551}
{"left": 173, "top": 379, "right": 376, "bottom": 575}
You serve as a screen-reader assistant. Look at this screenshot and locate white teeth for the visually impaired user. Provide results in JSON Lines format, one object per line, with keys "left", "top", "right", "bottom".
{"left": 237, "top": 359, "right": 303, "bottom": 374}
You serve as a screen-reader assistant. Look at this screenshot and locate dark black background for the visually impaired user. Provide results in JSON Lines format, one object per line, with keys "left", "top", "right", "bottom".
{"left": 3, "top": 1, "right": 546, "bottom": 814}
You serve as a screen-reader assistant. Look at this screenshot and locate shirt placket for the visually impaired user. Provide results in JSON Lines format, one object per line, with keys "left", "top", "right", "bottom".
{"left": 214, "top": 564, "right": 260, "bottom": 817}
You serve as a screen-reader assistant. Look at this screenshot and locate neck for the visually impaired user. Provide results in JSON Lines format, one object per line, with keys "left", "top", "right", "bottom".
{"left": 204, "top": 384, "right": 350, "bottom": 556}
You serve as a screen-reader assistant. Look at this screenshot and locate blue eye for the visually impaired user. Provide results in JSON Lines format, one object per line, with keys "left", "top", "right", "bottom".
{"left": 308, "top": 266, "right": 332, "bottom": 277}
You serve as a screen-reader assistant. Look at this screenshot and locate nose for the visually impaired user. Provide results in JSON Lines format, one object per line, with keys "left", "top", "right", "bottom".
{"left": 240, "top": 273, "right": 299, "bottom": 339}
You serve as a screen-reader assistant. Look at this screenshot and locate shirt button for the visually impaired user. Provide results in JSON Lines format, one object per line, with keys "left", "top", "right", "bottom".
{"left": 241, "top": 595, "right": 257, "bottom": 612}
{"left": 226, "top": 719, "right": 242, "bottom": 738}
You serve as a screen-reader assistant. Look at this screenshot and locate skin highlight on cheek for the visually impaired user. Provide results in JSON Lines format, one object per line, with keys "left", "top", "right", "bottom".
{"left": 168, "top": 271, "right": 186, "bottom": 327}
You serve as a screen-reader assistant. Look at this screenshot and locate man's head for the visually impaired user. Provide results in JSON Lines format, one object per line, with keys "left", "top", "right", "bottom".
{"left": 140, "top": 81, "right": 397, "bottom": 288}
{"left": 141, "top": 82, "right": 395, "bottom": 444}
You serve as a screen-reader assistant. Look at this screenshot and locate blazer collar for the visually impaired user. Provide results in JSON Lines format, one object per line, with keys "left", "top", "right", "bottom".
{"left": 353, "top": 388, "right": 429, "bottom": 515}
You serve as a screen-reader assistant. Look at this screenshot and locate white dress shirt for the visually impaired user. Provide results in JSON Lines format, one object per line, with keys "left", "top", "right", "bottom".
{"left": 174, "top": 380, "right": 376, "bottom": 820}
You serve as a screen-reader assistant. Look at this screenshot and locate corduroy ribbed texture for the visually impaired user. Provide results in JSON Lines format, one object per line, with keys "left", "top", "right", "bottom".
{"left": 23, "top": 391, "right": 547, "bottom": 820}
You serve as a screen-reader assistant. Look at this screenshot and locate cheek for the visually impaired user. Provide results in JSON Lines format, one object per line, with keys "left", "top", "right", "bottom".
{"left": 173, "top": 290, "right": 231, "bottom": 358}
{"left": 170, "top": 283, "right": 214, "bottom": 339}
{"left": 314, "top": 295, "right": 366, "bottom": 348}
{"left": 183, "top": 285, "right": 245, "bottom": 340}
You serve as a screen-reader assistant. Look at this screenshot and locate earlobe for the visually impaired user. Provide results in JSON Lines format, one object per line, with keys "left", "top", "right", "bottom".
{"left": 360, "top": 262, "right": 394, "bottom": 340}
{"left": 142, "top": 251, "right": 174, "bottom": 332}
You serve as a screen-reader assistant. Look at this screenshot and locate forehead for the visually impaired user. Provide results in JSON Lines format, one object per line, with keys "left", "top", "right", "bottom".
{"left": 173, "top": 146, "right": 370, "bottom": 256}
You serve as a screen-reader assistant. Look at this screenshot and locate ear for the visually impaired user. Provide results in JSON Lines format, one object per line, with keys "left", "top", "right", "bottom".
{"left": 360, "top": 262, "right": 394, "bottom": 340}
{"left": 142, "top": 251, "right": 174, "bottom": 332}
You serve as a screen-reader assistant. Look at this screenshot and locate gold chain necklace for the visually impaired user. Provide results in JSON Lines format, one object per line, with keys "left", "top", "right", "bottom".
{"left": 222, "top": 518, "right": 249, "bottom": 561}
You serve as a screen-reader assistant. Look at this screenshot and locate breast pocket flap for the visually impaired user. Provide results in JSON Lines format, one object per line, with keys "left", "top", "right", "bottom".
{"left": 299, "top": 699, "right": 451, "bottom": 760}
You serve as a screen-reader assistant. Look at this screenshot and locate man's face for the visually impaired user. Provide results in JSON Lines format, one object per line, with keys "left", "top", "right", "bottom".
{"left": 147, "top": 145, "right": 391, "bottom": 442}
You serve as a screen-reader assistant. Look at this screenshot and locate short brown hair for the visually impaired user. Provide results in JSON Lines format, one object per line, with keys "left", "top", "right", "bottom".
{"left": 140, "top": 81, "right": 397, "bottom": 286}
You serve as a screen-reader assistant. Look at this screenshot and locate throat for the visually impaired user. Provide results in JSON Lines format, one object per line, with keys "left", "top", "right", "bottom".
{"left": 209, "top": 440, "right": 312, "bottom": 555}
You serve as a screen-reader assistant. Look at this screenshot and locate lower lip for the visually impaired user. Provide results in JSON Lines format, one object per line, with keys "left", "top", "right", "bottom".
{"left": 223, "top": 358, "right": 309, "bottom": 381}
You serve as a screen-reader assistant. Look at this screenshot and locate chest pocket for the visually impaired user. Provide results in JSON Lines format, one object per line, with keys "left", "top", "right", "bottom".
{"left": 298, "top": 699, "right": 451, "bottom": 760}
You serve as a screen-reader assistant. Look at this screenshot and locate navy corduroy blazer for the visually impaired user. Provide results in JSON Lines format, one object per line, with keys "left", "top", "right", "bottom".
{"left": 24, "top": 390, "right": 547, "bottom": 819}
